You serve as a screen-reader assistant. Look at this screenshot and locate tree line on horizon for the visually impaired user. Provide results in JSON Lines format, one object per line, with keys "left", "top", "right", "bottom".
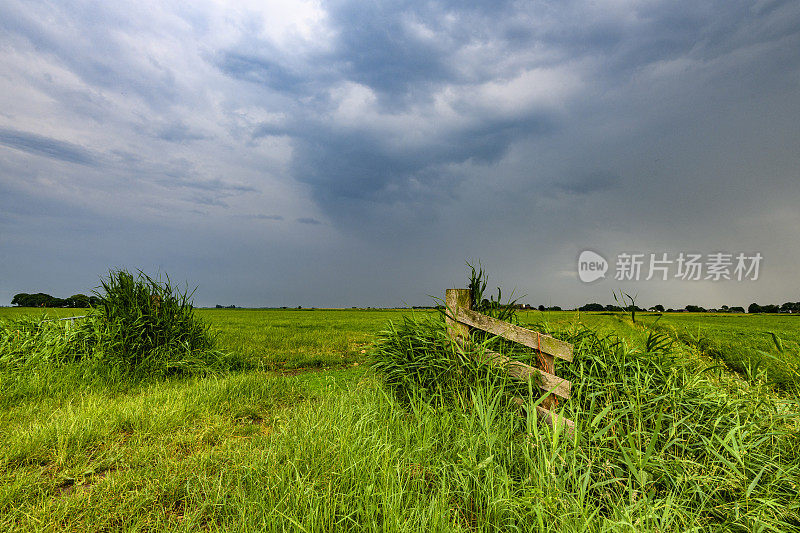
{"left": 577, "top": 302, "right": 800, "bottom": 314}
{"left": 9, "top": 292, "right": 799, "bottom": 314}
{"left": 10, "top": 293, "right": 99, "bottom": 308}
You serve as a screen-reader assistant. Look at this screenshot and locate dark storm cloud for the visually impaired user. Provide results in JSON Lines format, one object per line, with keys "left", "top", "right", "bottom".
{"left": 324, "top": 0, "right": 524, "bottom": 97}
{"left": 226, "top": 0, "right": 798, "bottom": 231}
{"left": 219, "top": 0, "right": 572, "bottom": 215}
{"left": 324, "top": 2, "right": 453, "bottom": 96}
{"left": 289, "top": 112, "right": 555, "bottom": 207}
{"left": 0, "top": 128, "right": 97, "bottom": 166}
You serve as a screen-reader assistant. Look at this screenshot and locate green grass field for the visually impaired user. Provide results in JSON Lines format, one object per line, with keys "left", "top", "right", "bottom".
{"left": 517, "top": 310, "right": 800, "bottom": 392}
{"left": 197, "top": 308, "right": 417, "bottom": 370}
{"left": 1, "top": 307, "right": 798, "bottom": 531}
{"left": 653, "top": 313, "right": 800, "bottom": 389}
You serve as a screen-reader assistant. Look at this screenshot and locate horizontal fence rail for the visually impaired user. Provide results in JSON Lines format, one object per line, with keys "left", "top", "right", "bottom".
{"left": 446, "top": 288, "right": 575, "bottom": 431}
{"left": 455, "top": 307, "right": 573, "bottom": 361}
{"left": 35, "top": 315, "right": 87, "bottom": 323}
{"left": 59, "top": 316, "right": 86, "bottom": 322}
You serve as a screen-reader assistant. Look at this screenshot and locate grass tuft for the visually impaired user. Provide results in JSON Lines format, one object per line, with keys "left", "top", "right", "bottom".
{"left": 0, "top": 270, "right": 244, "bottom": 392}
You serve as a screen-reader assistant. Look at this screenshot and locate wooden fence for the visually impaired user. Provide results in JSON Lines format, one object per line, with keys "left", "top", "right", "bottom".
{"left": 444, "top": 289, "right": 575, "bottom": 431}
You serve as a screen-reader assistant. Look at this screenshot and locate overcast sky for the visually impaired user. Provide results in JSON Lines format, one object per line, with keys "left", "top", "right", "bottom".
{"left": 1, "top": 0, "right": 798, "bottom": 309}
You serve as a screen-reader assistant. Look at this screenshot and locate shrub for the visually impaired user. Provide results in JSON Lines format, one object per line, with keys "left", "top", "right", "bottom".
{"left": 91, "top": 270, "right": 214, "bottom": 369}
{"left": 0, "top": 270, "right": 242, "bottom": 379}
{"left": 371, "top": 312, "right": 508, "bottom": 404}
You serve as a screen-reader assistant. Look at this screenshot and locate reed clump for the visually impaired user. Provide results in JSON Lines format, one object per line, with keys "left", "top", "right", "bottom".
{"left": 0, "top": 270, "right": 241, "bottom": 380}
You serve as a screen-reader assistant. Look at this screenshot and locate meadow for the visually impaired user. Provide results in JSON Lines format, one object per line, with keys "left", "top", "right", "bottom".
{"left": 518, "top": 310, "right": 800, "bottom": 392}
{"left": 197, "top": 308, "right": 411, "bottom": 370}
{"left": 1, "top": 303, "right": 798, "bottom": 531}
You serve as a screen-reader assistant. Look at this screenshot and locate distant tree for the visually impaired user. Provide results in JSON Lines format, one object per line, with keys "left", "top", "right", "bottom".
{"left": 654, "top": 304, "right": 665, "bottom": 312}
{"left": 538, "top": 305, "right": 545, "bottom": 311}
{"left": 748, "top": 303, "right": 762, "bottom": 314}
{"left": 730, "top": 306, "right": 745, "bottom": 313}
{"left": 780, "top": 302, "right": 800, "bottom": 313}
{"left": 12, "top": 292, "right": 96, "bottom": 307}
{"left": 686, "top": 305, "right": 706, "bottom": 313}
{"left": 579, "top": 303, "right": 604, "bottom": 312}
{"left": 11, "top": 293, "right": 30, "bottom": 306}
{"left": 66, "top": 294, "right": 90, "bottom": 308}
{"left": 22, "top": 293, "right": 61, "bottom": 307}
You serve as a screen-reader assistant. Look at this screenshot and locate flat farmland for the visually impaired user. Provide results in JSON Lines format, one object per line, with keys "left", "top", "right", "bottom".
{"left": 1, "top": 307, "right": 798, "bottom": 531}
{"left": 196, "top": 308, "right": 421, "bottom": 370}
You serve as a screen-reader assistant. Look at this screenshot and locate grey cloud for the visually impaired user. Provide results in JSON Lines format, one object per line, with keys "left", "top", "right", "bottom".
{"left": 325, "top": 3, "right": 453, "bottom": 96}
{"left": 555, "top": 171, "right": 620, "bottom": 195}
{"left": 215, "top": 52, "right": 309, "bottom": 93}
{"left": 156, "top": 123, "right": 206, "bottom": 143}
{"left": 156, "top": 177, "right": 258, "bottom": 209}
{"left": 291, "top": 112, "right": 554, "bottom": 210}
{"left": 191, "top": 194, "right": 229, "bottom": 207}
{"left": 0, "top": 128, "right": 97, "bottom": 165}
{"left": 324, "top": 0, "right": 524, "bottom": 99}
{"left": 296, "top": 217, "right": 322, "bottom": 225}
{"left": 158, "top": 177, "right": 257, "bottom": 194}
{"left": 235, "top": 214, "right": 284, "bottom": 221}
{"left": 1, "top": 1, "right": 180, "bottom": 110}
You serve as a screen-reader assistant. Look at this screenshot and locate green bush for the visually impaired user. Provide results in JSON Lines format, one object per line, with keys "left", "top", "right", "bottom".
{"left": 0, "top": 270, "right": 243, "bottom": 380}
{"left": 371, "top": 312, "right": 510, "bottom": 404}
{"left": 91, "top": 270, "right": 215, "bottom": 371}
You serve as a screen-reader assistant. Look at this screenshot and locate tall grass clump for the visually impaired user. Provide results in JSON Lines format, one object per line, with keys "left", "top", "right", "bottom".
{"left": 0, "top": 270, "right": 243, "bottom": 391}
{"left": 467, "top": 261, "right": 519, "bottom": 323}
{"left": 89, "top": 270, "right": 228, "bottom": 375}
{"left": 372, "top": 265, "right": 520, "bottom": 404}
{"left": 371, "top": 312, "right": 507, "bottom": 404}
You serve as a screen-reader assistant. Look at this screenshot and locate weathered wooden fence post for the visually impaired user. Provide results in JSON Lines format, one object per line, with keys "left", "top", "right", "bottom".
{"left": 445, "top": 288, "right": 471, "bottom": 344}
{"left": 537, "top": 345, "right": 557, "bottom": 411}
